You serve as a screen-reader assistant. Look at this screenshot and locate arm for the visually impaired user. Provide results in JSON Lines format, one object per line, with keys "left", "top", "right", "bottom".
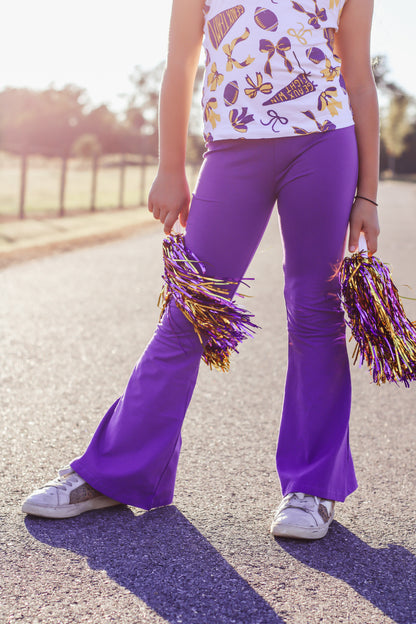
{"left": 148, "top": 0, "right": 205, "bottom": 234}
{"left": 334, "top": 0, "right": 380, "bottom": 254}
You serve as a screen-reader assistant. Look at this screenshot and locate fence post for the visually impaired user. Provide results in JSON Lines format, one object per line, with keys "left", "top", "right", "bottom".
{"left": 90, "top": 155, "right": 98, "bottom": 212}
{"left": 118, "top": 154, "right": 126, "bottom": 209}
{"left": 19, "top": 153, "right": 28, "bottom": 219}
{"left": 59, "top": 156, "right": 68, "bottom": 217}
{"left": 139, "top": 153, "right": 147, "bottom": 206}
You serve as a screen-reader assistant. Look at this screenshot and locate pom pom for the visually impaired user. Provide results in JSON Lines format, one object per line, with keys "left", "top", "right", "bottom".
{"left": 158, "top": 234, "right": 259, "bottom": 372}
{"left": 339, "top": 250, "right": 416, "bottom": 386}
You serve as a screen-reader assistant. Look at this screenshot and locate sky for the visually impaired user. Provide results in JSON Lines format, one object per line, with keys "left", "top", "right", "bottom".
{"left": 1, "top": 0, "right": 414, "bottom": 112}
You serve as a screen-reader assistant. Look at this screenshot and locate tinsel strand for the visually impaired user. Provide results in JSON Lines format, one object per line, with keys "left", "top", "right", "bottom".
{"left": 158, "top": 234, "right": 259, "bottom": 372}
{"left": 339, "top": 250, "right": 416, "bottom": 386}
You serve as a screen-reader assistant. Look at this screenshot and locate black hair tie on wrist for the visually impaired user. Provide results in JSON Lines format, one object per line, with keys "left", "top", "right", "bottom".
{"left": 355, "top": 195, "right": 378, "bottom": 207}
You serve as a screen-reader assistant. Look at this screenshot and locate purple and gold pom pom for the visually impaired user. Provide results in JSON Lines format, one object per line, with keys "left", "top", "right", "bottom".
{"left": 159, "top": 234, "right": 259, "bottom": 372}
{"left": 339, "top": 251, "right": 416, "bottom": 386}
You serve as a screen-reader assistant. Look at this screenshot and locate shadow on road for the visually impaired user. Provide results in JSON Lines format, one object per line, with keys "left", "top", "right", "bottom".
{"left": 25, "top": 505, "right": 284, "bottom": 624}
{"left": 275, "top": 520, "right": 416, "bottom": 624}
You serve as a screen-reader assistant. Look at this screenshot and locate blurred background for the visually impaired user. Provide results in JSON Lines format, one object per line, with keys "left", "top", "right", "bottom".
{"left": 0, "top": 0, "right": 414, "bottom": 219}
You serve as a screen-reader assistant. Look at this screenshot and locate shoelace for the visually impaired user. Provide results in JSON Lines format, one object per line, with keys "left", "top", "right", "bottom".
{"left": 287, "top": 492, "right": 320, "bottom": 507}
{"left": 44, "top": 472, "right": 78, "bottom": 491}
{"left": 275, "top": 492, "right": 320, "bottom": 514}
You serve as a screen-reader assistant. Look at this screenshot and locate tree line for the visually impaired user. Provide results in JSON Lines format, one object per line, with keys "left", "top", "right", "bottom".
{"left": 0, "top": 63, "right": 205, "bottom": 162}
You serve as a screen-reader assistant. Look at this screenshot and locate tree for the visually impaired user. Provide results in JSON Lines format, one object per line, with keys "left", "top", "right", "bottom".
{"left": 125, "top": 62, "right": 165, "bottom": 157}
{"left": 125, "top": 62, "right": 205, "bottom": 161}
{"left": 398, "top": 120, "right": 416, "bottom": 174}
{"left": 0, "top": 85, "right": 87, "bottom": 157}
{"left": 0, "top": 86, "right": 128, "bottom": 157}
{"left": 381, "top": 94, "right": 413, "bottom": 173}
{"left": 80, "top": 105, "right": 128, "bottom": 154}
{"left": 372, "top": 55, "right": 416, "bottom": 175}
{"left": 0, "top": 86, "right": 130, "bottom": 216}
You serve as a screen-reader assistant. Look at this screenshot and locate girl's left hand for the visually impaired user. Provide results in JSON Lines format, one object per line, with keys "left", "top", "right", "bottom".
{"left": 348, "top": 197, "right": 380, "bottom": 256}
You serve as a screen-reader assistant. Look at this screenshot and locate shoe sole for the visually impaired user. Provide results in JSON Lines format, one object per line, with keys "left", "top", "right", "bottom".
{"left": 22, "top": 496, "right": 122, "bottom": 519}
{"left": 270, "top": 514, "right": 334, "bottom": 540}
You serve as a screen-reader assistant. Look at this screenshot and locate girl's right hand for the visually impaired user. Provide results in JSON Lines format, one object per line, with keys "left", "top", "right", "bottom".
{"left": 348, "top": 196, "right": 380, "bottom": 256}
{"left": 148, "top": 169, "right": 191, "bottom": 235}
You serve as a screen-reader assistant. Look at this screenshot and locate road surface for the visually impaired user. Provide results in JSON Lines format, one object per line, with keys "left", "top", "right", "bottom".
{"left": 1, "top": 180, "right": 415, "bottom": 624}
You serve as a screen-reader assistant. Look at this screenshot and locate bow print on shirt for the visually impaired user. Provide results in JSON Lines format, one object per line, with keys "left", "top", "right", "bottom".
{"left": 244, "top": 72, "right": 273, "bottom": 98}
{"left": 320, "top": 58, "right": 340, "bottom": 81}
{"left": 287, "top": 22, "right": 313, "bottom": 45}
{"left": 204, "top": 98, "right": 221, "bottom": 128}
{"left": 259, "top": 37, "right": 294, "bottom": 77}
{"left": 318, "top": 87, "right": 342, "bottom": 116}
{"left": 292, "top": 0, "right": 327, "bottom": 29}
{"left": 292, "top": 109, "right": 336, "bottom": 134}
{"left": 223, "top": 28, "right": 255, "bottom": 71}
{"left": 207, "top": 63, "right": 224, "bottom": 91}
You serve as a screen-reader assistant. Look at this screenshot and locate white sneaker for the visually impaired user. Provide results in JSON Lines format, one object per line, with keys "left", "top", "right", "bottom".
{"left": 270, "top": 492, "right": 335, "bottom": 540}
{"left": 22, "top": 466, "right": 121, "bottom": 519}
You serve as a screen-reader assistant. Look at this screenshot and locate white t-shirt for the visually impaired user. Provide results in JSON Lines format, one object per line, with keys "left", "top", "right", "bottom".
{"left": 201, "top": 0, "right": 355, "bottom": 142}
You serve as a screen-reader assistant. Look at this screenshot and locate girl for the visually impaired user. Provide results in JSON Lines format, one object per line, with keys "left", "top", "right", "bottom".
{"left": 23, "top": 0, "right": 380, "bottom": 540}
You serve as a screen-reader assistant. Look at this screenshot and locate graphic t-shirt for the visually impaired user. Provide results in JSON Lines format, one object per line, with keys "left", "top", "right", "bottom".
{"left": 201, "top": 0, "right": 354, "bottom": 142}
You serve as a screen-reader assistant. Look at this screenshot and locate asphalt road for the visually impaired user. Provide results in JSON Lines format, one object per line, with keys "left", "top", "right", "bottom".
{"left": 1, "top": 180, "right": 415, "bottom": 624}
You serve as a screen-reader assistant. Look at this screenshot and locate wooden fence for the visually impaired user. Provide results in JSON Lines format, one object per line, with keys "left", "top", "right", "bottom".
{"left": 0, "top": 151, "right": 199, "bottom": 219}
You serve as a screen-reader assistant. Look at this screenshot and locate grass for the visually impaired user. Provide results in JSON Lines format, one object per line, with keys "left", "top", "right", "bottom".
{"left": 0, "top": 152, "right": 200, "bottom": 219}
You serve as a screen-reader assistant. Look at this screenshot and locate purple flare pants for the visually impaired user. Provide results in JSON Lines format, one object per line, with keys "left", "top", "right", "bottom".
{"left": 72, "top": 125, "right": 359, "bottom": 508}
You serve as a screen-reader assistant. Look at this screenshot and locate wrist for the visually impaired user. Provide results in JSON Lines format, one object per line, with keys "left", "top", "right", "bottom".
{"left": 356, "top": 180, "right": 378, "bottom": 203}
{"left": 158, "top": 160, "right": 186, "bottom": 175}
{"left": 356, "top": 188, "right": 378, "bottom": 204}
{"left": 355, "top": 194, "right": 378, "bottom": 207}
